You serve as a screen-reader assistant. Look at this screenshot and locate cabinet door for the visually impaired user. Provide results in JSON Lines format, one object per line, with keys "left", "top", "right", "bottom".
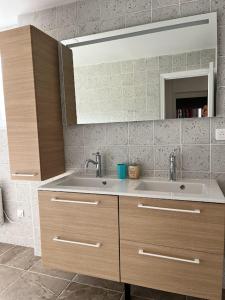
{"left": 121, "top": 240, "right": 223, "bottom": 300}
{"left": 1, "top": 26, "right": 41, "bottom": 180}
{"left": 0, "top": 26, "right": 65, "bottom": 181}
{"left": 120, "top": 196, "right": 225, "bottom": 254}
{"left": 39, "top": 191, "right": 120, "bottom": 281}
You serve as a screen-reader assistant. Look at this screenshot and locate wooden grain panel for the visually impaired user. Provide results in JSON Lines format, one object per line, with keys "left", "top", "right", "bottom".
{"left": 59, "top": 44, "right": 76, "bottom": 126}
{"left": 0, "top": 26, "right": 41, "bottom": 180}
{"left": 121, "top": 240, "right": 223, "bottom": 300}
{"left": 119, "top": 196, "right": 225, "bottom": 254}
{"left": 0, "top": 25, "right": 65, "bottom": 180}
{"left": 39, "top": 191, "right": 120, "bottom": 281}
{"left": 41, "top": 227, "right": 120, "bottom": 281}
{"left": 39, "top": 191, "right": 119, "bottom": 239}
{"left": 31, "top": 26, "right": 65, "bottom": 180}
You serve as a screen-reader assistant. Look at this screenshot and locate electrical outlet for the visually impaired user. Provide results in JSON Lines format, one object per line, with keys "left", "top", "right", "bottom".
{"left": 215, "top": 129, "right": 225, "bottom": 141}
{"left": 17, "top": 209, "right": 24, "bottom": 218}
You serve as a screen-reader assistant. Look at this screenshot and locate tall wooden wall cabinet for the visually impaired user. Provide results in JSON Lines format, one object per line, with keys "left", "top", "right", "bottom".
{"left": 0, "top": 25, "right": 65, "bottom": 181}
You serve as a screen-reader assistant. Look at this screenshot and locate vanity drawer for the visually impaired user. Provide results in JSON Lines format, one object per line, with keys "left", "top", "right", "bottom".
{"left": 120, "top": 240, "right": 223, "bottom": 299}
{"left": 120, "top": 196, "right": 225, "bottom": 254}
{"left": 39, "top": 191, "right": 118, "bottom": 240}
{"left": 41, "top": 227, "right": 120, "bottom": 281}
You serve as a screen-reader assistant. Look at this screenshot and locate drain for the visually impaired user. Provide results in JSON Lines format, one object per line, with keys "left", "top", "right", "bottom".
{"left": 102, "top": 181, "right": 107, "bottom": 185}
{"left": 180, "top": 184, "right": 185, "bottom": 190}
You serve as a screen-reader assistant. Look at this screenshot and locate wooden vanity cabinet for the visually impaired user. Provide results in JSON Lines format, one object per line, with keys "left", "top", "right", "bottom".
{"left": 39, "top": 191, "right": 120, "bottom": 281}
{"left": 0, "top": 25, "right": 65, "bottom": 180}
{"left": 39, "top": 191, "right": 225, "bottom": 299}
{"left": 120, "top": 196, "right": 225, "bottom": 300}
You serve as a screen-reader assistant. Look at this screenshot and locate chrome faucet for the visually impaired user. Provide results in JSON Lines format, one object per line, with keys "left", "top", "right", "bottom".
{"left": 169, "top": 151, "right": 176, "bottom": 181}
{"left": 85, "top": 152, "right": 102, "bottom": 177}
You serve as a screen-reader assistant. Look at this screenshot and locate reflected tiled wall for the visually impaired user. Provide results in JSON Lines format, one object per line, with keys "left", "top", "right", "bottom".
{"left": 75, "top": 49, "right": 216, "bottom": 123}
{"left": 0, "top": 0, "right": 223, "bottom": 255}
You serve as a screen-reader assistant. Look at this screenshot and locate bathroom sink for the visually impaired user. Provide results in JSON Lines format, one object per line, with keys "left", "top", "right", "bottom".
{"left": 135, "top": 180, "right": 206, "bottom": 195}
{"left": 57, "top": 176, "right": 119, "bottom": 189}
{"left": 39, "top": 173, "right": 224, "bottom": 203}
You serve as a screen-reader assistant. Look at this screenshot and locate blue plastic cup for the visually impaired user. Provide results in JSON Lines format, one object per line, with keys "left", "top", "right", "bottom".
{"left": 117, "top": 163, "right": 128, "bottom": 179}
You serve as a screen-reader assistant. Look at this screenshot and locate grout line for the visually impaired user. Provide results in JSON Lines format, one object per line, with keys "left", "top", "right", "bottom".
{"left": 28, "top": 183, "right": 36, "bottom": 256}
{"left": 152, "top": 120, "right": 155, "bottom": 177}
{"left": 28, "top": 269, "right": 72, "bottom": 282}
{"left": 0, "top": 263, "right": 28, "bottom": 272}
{"left": 152, "top": 3, "right": 181, "bottom": 10}
{"left": 0, "top": 245, "right": 16, "bottom": 258}
{"left": 178, "top": 0, "right": 181, "bottom": 16}
{"left": 83, "top": 142, "right": 220, "bottom": 147}
{"left": 128, "top": 122, "right": 130, "bottom": 165}
{"left": 72, "top": 273, "right": 78, "bottom": 281}
{"left": 56, "top": 280, "right": 72, "bottom": 299}
{"left": 27, "top": 256, "right": 41, "bottom": 268}
{"left": 0, "top": 270, "right": 26, "bottom": 296}
{"left": 150, "top": 0, "right": 153, "bottom": 22}
{"left": 120, "top": 292, "right": 124, "bottom": 300}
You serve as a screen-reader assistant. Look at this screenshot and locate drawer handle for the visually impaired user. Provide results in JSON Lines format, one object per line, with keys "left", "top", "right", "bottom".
{"left": 138, "top": 249, "right": 200, "bottom": 264}
{"left": 12, "top": 172, "right": 38, "bottom": 177}
{"left": 51, "top": 197, "right": 99, "bottom": 205}
{"left": 53, "top": 236, "right": 101, "bottom": 248}
{"left": 137, "top": 203, "right": 200, "bottom": 214}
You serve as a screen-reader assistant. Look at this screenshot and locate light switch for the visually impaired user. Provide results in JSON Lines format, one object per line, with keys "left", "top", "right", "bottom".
{"left": 215, "top": 129, "right": 225, "bottom": 141}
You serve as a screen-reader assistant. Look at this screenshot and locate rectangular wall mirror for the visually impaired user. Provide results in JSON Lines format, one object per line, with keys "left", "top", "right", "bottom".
{"left": 62, "top": 12, "right": 217, "bottom": 124}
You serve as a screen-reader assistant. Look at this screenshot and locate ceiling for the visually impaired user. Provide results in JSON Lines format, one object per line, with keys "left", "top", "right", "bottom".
{"left": 0, "top": 0, "right": 77, "bottom": 29}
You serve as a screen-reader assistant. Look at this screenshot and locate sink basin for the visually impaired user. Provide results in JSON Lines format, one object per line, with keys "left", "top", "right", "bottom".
{"left": 135, "top": 180, "right": 206, "bottom": 195}
{"left": 57, "top": 176, "right": 119, "bottom": 189}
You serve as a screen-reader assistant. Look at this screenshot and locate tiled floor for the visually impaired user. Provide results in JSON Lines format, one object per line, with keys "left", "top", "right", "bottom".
{"left": 0, "top": 242, "right": 220, "bottom": 300}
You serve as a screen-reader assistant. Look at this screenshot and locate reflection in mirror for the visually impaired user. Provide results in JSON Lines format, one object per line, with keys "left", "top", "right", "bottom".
{"left": 161, "top": 62, "right": 215, "bottom": 119}
{"left": 62, "top": 13, "right": 217, "bottom": 124}
{"left": 166, "top": 76, "right": 208, "bottom": 118}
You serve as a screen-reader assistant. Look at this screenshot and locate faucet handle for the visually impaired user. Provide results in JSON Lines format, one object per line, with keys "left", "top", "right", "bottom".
{"left": 92, "top": 152, "right": 100, "bottom": 156}
{"left": 170, "top": 148, "right": 178, "bottom": 156}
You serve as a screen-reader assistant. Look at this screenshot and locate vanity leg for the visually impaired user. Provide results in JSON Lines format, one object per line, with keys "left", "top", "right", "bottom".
{"left": 124, "top": 283, "right": 131, "bottom": 300}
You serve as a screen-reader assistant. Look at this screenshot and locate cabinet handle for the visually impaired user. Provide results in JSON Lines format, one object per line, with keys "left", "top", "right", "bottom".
{"left": 12, "top": 172, "right": 38, "bottom": 177}
{"left": 53, "top": 236, "right": 101, "bottom": 248}
{"left": 137, "top": 203, "right": 200, "bottom": 214}
{"left": 51, "top": 197, "right": 99, "bottom": 205}
{"left": 138, "top": 249, "right": 200, "bottom": 264}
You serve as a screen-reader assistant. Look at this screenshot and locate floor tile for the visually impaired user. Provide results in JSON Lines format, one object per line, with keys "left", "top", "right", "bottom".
{"left": 0, "top": 265, "right": 23, "bottom": 293}
{"left": 58, "top": 282, "right": 122, "bottom": 300}
{"left": 131, "top": 297, "right": 152, "bottom": 300}
{"left": 0, "top": 271, "right": 68, "bottom": 300}
{"left": 0, "top": 243, "right": 14, "bottom": 255}
{"left": 29, "top": 259, "right": 75, "bottom": 281}
{"left": 131, "top": 285, "right": 186, "bottom": 300}
{"left": 73, "top": 274, "right": 124, "bottom": 292}
{"left": 0, "top": 246, "right": 39, "bottom": 270}
{"left": 120, "top": 296, "right": 151, "bottom": 300}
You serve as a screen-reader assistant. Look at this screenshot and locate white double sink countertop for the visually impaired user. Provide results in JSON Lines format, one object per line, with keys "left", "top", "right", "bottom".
{"left": 39, "top": 172, "right": 225, "bottom": 204}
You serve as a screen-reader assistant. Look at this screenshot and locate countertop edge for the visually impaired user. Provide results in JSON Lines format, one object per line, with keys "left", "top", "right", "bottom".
{"left": 38, "top": 186, "right": 225, "bottom": 204}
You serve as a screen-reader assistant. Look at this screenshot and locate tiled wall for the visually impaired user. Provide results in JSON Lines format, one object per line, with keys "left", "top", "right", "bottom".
{"left": 0, "top": 0, "right": 224, "bottom": 256}
{"left": 75, "top": 49, "right": 216, "bottom": 123}
{"left": 0, "top": 131, "right": 37, "bottom": 248}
